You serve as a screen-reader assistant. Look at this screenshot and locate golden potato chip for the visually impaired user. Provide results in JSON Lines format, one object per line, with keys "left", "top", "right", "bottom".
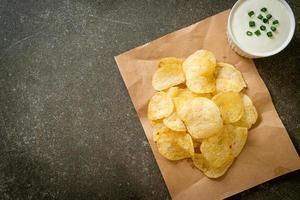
{"left": 212, "top": 92, "right": 244, "bottom": 124}
{"left": 152, "top": 58, "right": 185, "bottom": 91}
{"left": 203, "top": 157, "right": 233, "bottom": 178}
{"left": 233, "top": 94, "right": 258, "bottom": 128}
{"left": 152, "top": 123, "right": 166, "bottom": 142}
{"left": 183, "top": 50, "right": 216, "bottom": 77}
{"left": 193, "top": 153, "right": 233, "bottom": 178}
{"left": 176, "top": 97, "right": 223, "bottom": 139}
{"left": 200, "top": 130, "right": 234, "bottom": 168}
{"left": 173, "top": 88, "right": 212, "bottom": 103}
{"left": 215, "top": 62, "right": 246, "bottom": 93}
{"left": 150, "top": 119, "right": 163, "bottom": 127}
{"left": 163, "top": 112, "right": 186, "bottom": 132}
{"left": 156, "top": 129, "right": 194, "bottom": 160}
{"left": 186, "top": 75, "right": 215, "bottom": 94}
{"left": 225, "top": 125, "right": 248, "bottom": 157}
{"left": 192, "top": 153, "right": 208, "bottom": 172}
{"left": 148, "top": 91, "right": 174, "bottom": 120}
{"left": 159, "top": 57, "right": 183, "bottom": 68}
{"left": 166, "top": 87, "right": 180, "bottom": 98}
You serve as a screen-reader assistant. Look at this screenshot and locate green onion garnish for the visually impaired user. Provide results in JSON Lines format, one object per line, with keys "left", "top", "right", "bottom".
{"left": 270, "top": 26, "right": 277, "bottom": 32}
{"left": 263, "top": 18, "right": 269, "bottom": 24}
{"left": 249, "top": 21, "right": 255, "bottom": 27}
{"left": 260, "top": 25, "right": 266, "bottom": 31}
{"left": 257, "top": 14, "right": 263, "bottom": 20}
{"left": 266, "top": 14, "right": 272, "bottom": 19}
{"left": 273, "top": 20, "right": 279, "bottom": 25}
{"left": 248, "top": 11, "right": 255, "bottom": 17}
{"left": 255, "top": 30, "right": 261, "bottom": 36}
{"left": 246, "top": 31, "right": 253, "bottom": 36}
{"left": 267, "top": 32, "right": 273, "bottom": 37}
{"left": 261, "top": 7, "right": 267, "bottom": 12}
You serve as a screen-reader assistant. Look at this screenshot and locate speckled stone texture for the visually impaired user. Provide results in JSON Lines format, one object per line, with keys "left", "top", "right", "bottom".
{"left": 0, "top": 0, "right": 299, "bottom": 199}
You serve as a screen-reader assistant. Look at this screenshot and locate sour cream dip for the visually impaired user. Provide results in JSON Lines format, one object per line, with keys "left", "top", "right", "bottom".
{"left": 227, "top": 0, "right": 295, "bottom": 58}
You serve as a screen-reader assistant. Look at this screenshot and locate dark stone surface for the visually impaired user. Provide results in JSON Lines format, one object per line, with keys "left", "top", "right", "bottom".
{"left": 0, "top": 0, "right": 299, "bottom": 199}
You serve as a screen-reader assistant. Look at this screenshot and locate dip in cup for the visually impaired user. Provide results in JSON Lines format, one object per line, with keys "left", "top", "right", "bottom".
{"left": 227, "top": 0, "right": 295, "bottom": 58}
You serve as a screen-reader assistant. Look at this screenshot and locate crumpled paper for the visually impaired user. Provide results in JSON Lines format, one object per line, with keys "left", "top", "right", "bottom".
{"left": 114, "top": 10, "right": 300, "bottom": 200}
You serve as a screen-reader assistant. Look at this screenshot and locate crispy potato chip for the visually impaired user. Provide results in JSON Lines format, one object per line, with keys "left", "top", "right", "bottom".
{"left": 176, "top": 97, "right": 223, "bottom": 139}
{"left": 148, "top": 91, "right": 174, "bottom": 120}
{"left": 163, "top": 112, "right": 186, "bottom": 132}
{"left": 193, "top": 153, "right": 233, "bottom": 178}
{"left": 203, "top": 158, "right": 233, "bottom": 178}
{"left": 193, "top": 153, "right": 208, "bottom": 171}
{"left": 186, "top": 75, "right": 215, "bottom": 94}
{"left": 183, "top": 50, "right": 216, "bottom": 77}
{"left": 152, "top": 58, "right": 185, "bottom": 91}
{"left": 159, "top": 57, "right": 183, "bottom": 68}
{"left": 152, "top": 123, "right": 166, "bottom": 142}
{"left": 215, "top": 62, "right": 246, "bottom": 93}
{"left": 233, "top": 94, "right": 258, "bottom": 128}
{"left": 166, "top": 87, "right": 180, "bottom": 98}
{"left": 226, "top": 125, "right": 248, "bottom": 157}
{"left": 173, "top": 88, "right": 212, "bottom": 103}
{"left": 212, "top": 92, "right": 244, "bottom": 124}
{"left": 150, "top": 119, "right": 163, "bottom": 127}
{"left": 156, "top": 129, "right": 194, "bottom": 160}
{"left": 200, "top": 130, "right": 234, "bottom": 168}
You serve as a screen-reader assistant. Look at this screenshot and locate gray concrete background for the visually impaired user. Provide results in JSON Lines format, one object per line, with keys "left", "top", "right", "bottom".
{"left": 0, "top": 0, "right": 299, "bottom": 199}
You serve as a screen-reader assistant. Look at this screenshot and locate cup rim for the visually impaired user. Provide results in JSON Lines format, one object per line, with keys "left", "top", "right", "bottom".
{"left": 227, "top": 0, "right": 295, "bottom": 58}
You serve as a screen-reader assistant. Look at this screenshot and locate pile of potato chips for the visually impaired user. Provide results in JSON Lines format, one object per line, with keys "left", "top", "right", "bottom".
{"left": 148, "top": 50, "right": 258, "bottom": 178}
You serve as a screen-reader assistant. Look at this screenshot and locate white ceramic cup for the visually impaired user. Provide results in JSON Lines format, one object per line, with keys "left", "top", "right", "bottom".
{"left": 227, "top": 0, "right": 295, "bottom": 58}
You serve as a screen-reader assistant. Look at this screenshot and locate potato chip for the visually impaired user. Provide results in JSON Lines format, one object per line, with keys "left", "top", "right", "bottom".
{"left": 215, "top": 62, "right": 246, "bottom": 93}
{"left": 150, "top": 119, "right": 163, "bottom": 127}
{"left": 159, "top": 57, "right": 183, "bottom": 68}
{"left": 177, "top": 97, "right": 223, "bottom": 139}
{"left": 212, "top": 92, "right": 244, "bottom": 124}
{"left": 183, "top": 50, "right": 216, "bottom": 77}
{"left": 152, "top": 123, "right": 166, "bottom": 142}
{"left": 174, "top": 88, "right": 212, "bottom": 103}
{"left": 166, "top": 87, "right": 180, "bottom": 98}
{"left": 152, "top": 58, "right": 185, "bottom": 91}
{"left": 163, "top": 112, "right": 186, "bottom": 132}
{"left": 193, "top": 153, "right": 233, "bottom": 178}
{"left": 192, "top": 153, "right": 208, "bottom": 172}
{"left": 186, "top": 75, "right": 215, "bottom": 94}
{"left": 203, "top": 158, "right": 233, "bottom": 178}
{"left": 148, "top": 91, "right": 174, "bottom": 120}
{"left": 233, "top": 94, "right": 258, "bottom": 128}
{"left": 200, "top": 130, "right": 234, "bottom": 168}
{"left": 226, "top": 125, "right": 248, "bottom": 157}
{"left": 156, "top": 129, "right": 194, "bottom": 160}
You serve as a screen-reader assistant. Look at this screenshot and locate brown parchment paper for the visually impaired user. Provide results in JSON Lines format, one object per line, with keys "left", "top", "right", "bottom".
{"left": 114, "top": 10, "right": 300, "bottom": 200}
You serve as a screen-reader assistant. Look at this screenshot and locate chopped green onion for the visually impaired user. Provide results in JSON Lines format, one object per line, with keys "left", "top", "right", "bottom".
{"left": 270, "top": 26, "right": 277, "bottom": 32}
{"left": 257, "top": 14, "right": 263, "bottom": 20}
{"left": 260, "top": 25, "right": 266, "bottom": 31}
{"left": 261, "top": 7, "right": 267, "bottom": 12}
{"left": 273, "top": 20, "right": 279, "bottom": 25}
{"left": 267, "top": 32, "right": 273, "bottom": 37}
{"left": 249, "top": 21, "right": 255, "bottom": 27}
{"left": 263, "top": 18, "right": 269, "bottom": 24}
{"left": 255, "top": 30, "right": 261, "bottom": 36}
{"left": 246, "top": 31, "right": 253, "bottom": 36}
{"left": 248, "top": 11, "right": 255, "bottom": 17}
{"left": 266, "top": 14, "right": 272, "bottom": 19}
